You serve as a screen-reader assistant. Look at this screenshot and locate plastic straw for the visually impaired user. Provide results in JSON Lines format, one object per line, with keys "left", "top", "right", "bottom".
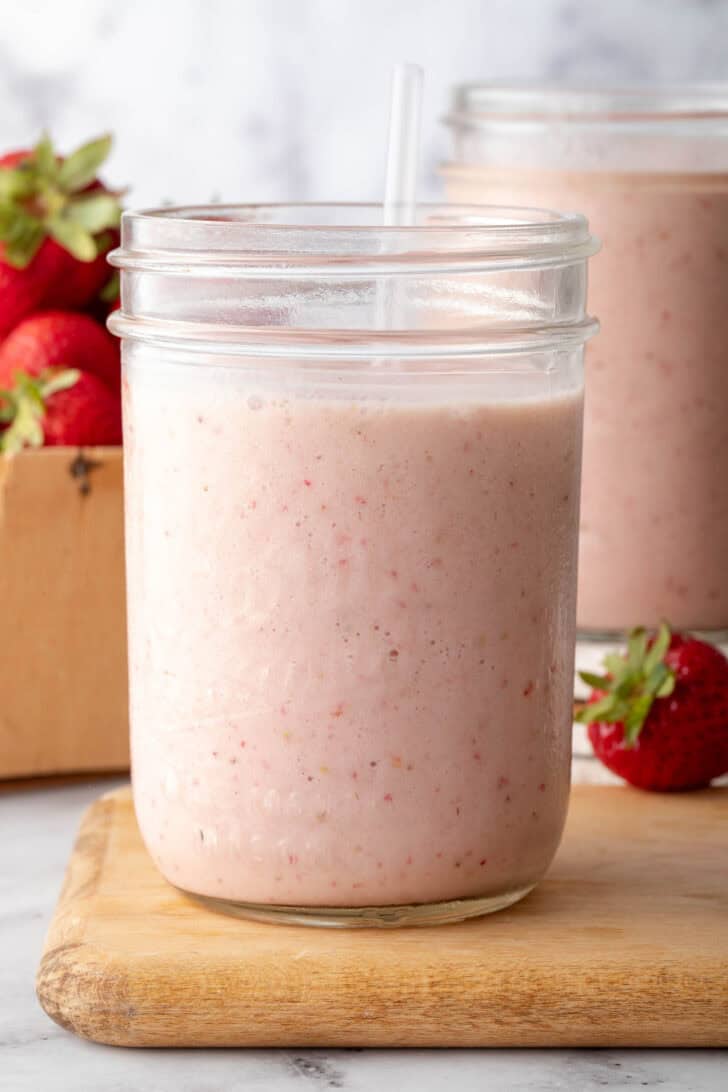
{"left": 376, "top": 64, "right": 424, "bottom": 336}
{"left": 383, "top": 63, "right": 424, "bottom": 227}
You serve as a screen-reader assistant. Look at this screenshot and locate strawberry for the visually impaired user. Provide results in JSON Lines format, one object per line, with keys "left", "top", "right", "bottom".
{"left": 0, "top": 238, "right": 67, "bottom": 340}
{"left": 0, "top": 132, "right": 121, "bottom": 322}
{"left": 50, "top": 229, "right": 120, "bottom": 310}
{"left": 576, "top": 624, "right": 728, "bottom": 791}
{"left": 0, "top": 310, "right": 120, "bottom": 395}
{"left": 0, "top": 368, "right": 121, "bottom": 451}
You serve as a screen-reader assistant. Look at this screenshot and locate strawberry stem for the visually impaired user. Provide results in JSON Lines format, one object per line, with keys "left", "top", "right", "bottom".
{"left": 0, "top": 133, "right": 120, "bottom": 268}
{"left": 575, "top": 622, "right": 677, "bottom": 746}
{"left": 0, "top": 368, "right": 80, "bottom": 453}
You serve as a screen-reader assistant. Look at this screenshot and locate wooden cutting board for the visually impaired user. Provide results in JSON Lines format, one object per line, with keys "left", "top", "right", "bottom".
{"left": 37, "top": 785, "right": 728, "bottom": 1048}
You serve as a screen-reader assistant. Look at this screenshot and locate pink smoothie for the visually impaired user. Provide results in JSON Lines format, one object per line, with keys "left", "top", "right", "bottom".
{"left": 124, "top": 362, "right": 582, "bottom": 907}
{"left": 445, "top": 167, "right": 728, "bottom": 633}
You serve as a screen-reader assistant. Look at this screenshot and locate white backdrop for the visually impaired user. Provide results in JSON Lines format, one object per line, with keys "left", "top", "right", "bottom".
{"left": 0, "top": 0, "right": 726, "bottom": 209}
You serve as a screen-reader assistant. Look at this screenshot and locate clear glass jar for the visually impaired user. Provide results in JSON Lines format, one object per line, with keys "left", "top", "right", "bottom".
{"left": 443, "top": 85, "right": 728, "bottom": 640}
{"left": 109, "top": 203, "right": 598, "bottom": 927}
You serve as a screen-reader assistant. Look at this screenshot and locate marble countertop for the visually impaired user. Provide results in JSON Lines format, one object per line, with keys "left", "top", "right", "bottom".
{"left": 2, "top": 779, "right": 725, "bottom": 1091}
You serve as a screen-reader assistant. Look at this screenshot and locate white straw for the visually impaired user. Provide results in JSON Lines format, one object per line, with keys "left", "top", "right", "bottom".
{"left": 376, "top": 63, "right": 424, "bottom": 337}
{"left": 383, "top": 63, "right": 424, "bottom": 227}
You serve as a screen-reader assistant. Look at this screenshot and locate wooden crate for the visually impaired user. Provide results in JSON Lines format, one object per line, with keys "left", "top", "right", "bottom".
{"left": 0, "top": 448, "right": 129, "bottom": 778}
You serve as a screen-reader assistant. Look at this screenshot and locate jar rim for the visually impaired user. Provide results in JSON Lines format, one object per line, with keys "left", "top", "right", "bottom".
{"left": 108, "top": 202, "right": 598, "bottom": 274}
{"left": 446, "top": 82, "right": 728, "bottom": 125}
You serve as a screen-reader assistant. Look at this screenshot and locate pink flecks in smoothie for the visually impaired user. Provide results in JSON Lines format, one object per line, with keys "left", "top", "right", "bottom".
{"left": 354, "top": 495, "right": 367, "bottom": 505}
{"left": 523, "top": 681, "right": 534, "bottom": 697}
{"left": 127, "top": 381, "right": 580, "bottom": 907}
{"left": 539, "top": 783, "right": 546, "bottom": 792}
{"left": 480, "top": 859, "right": 488, "bottom": 867}
{"left": 303, "top": 479, "right": 312, "bottom": 487}
{"left": 498, "top": 776, "right": 510, "bottom": 789}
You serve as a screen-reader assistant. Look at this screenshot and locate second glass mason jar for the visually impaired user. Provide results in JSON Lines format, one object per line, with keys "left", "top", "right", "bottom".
{"left": 443, "top": 85, "right": 728, "bottom": 639}
{"left": 109, "top": 204, "right": 598, "bottom": 927}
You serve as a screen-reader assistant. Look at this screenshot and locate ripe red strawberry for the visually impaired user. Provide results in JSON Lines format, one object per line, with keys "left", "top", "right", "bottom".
{"left": 0, "top": 239, "right": 67, "bottom": 339}
{"left": 0, "top": 133, "right": 121, "bottom": 323}
{"left": 576, "top": 624, "right": 728, "bottom": 791}
{"left": 0, "top": 310, "right": 120, "bottom": 395}
{"left": 49, "top": 229, "right": 120, "bottom": 310}
{"left": 0, "top": 367, "right": 121, "bottom": 451}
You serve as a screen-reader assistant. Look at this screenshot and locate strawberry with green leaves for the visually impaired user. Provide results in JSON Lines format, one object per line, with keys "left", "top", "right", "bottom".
{"left": 0, "top": 367, "right": 121, "bottom": 451}
{"left": 0, "top": 310, "right": 120, "bottom": 396}
{"left": 576, "top": 624, "right": 728, "bottom": 791}
{"left": 0, "top": 132, "right": 121, "bottom": 334}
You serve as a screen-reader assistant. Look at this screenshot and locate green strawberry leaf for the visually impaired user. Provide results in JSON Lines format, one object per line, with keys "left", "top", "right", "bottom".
{"left": 577, "top": 623, "right": 677, "bottom": 748}
{"left": 575, "top": 693, "right": 618, "bottom": 724}
{"left": 578, "top": 671, "right": 611, "bottom": 690}
{"left": 0, "top": 205, "right": 45, "bottom": 267}
{"left": 604, "top": 652, "right": 627, "bottom": 676}
{"left": 0, "top": 368, "right": 79, "bottom": 453}
{"left": 41, "top": 368, "right": 79, "bottom": 399}
{"left": 46, "top": 216, "right": 97, "bottom": 262}
{"left": 657, "top": 673, "right": 676, "bottom": 699}
{"left": 645, "top": 661, "right": 672, "bottom": 697}
{"left": 623, "top": 693, "right": 653, "bottom": 746}
{"left": 627, "top": 627, "right": 648, "bottom": 669}
{"left": 33, "top": 132, "right": 58, "bottom": 179}
{"left": 57, "top": 134, "right": 112, "bottom": 192}
{"left": 65, "top": 192, "right": 120, "bottom": 233}
{"left": 100, "top": 269, "right": 120, "bottom": 302}
{"left": 0, "top": 167, "right": 37, "bottom": 202}
{"left": 643, "top": 621, "right": 671, "bottom": 676}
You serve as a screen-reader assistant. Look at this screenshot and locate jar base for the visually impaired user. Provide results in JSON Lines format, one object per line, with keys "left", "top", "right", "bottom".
{"left": 178, "top": 883, "right": 536, "bottom": 929}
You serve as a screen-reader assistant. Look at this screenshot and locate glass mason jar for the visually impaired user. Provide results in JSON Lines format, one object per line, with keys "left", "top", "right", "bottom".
{"left": 442, "top": 85, "right": 728, "bottom": 640}
{"left": 109, "top": 203, "right": 598, "bottom": 927}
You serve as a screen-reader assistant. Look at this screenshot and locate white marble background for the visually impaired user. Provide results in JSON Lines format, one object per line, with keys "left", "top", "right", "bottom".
{"left": 0, "top": 0, "right": 727, "bottom": 209}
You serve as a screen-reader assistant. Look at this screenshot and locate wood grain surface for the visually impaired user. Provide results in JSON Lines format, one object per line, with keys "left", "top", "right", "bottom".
{"left": 0, "top": 448, "right": 129, "bottom": 778}
{"left": 37, "top": 785, "right": 728, "bottom": 1048}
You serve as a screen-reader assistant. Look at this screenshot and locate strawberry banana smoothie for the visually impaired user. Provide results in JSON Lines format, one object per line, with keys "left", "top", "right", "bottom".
{"left": 445, "top": 169, "right": 728, "bottom": 633}
{"left": 444, "top": 87, "right": 728, "bottom": 635}
{"left": 110, "top": 202, "right": 596, "bottom": 924}
{"left": 125, "top": 368, "right": 582, "bottom": 909}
